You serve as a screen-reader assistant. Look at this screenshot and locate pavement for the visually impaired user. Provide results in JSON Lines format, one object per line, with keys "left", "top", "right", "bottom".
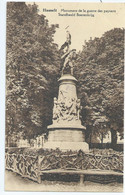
{"left": 5, "top": 170, "right": 123, "bottom": 192}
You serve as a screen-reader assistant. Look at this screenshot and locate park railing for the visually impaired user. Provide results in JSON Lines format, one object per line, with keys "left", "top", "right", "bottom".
{"left": 5, "top": 153, "right": 39, "bottom": 182}
{"left": 5, "top": 149, "right": 123, "bottom": 183}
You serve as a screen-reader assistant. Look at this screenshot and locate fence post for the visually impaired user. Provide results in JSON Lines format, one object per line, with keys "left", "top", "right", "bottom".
{"left": 37, "top": 156, "right": 42, "bottom": 184}
{"left": 80, "top": 174, "right": 84, "bottom": 184}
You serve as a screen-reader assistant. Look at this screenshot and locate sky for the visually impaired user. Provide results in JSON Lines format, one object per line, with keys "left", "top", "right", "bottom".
{"left": 27, "top": 2, "right": 125, "bottom": 51}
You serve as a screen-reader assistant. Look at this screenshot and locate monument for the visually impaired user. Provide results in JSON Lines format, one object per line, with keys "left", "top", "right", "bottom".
{"left": 44, "top": 30, "right": 89, "bottom": 152}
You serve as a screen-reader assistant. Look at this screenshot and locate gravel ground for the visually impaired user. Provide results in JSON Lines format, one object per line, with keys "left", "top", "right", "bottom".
{"left": 5, "top": 170, "right": 123, "bottom": 192}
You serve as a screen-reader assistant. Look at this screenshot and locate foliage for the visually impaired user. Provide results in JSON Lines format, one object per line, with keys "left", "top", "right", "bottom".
{"left": 6, "top": 2, "right": 60, "bottom": 140}
{"left": 6, "top": 147, "right": 123, "bottom": 156}
{"left": 74, "top": 28, "right": 124, "bottom": 144}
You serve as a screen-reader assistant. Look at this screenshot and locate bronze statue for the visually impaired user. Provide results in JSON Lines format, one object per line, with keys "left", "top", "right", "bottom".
{"left": 61, "top": 49, "right": 76, "bottom": 75}
{"left": 60, "top": 30, "right": 77, "bottom": 75}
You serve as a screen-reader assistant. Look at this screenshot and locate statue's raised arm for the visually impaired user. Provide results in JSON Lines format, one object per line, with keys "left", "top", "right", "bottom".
{"left": 60, "top": 30, "right": 71, "bottom": 52}
{"left": 60, "top": 30, "right": 76, "bottom": 76}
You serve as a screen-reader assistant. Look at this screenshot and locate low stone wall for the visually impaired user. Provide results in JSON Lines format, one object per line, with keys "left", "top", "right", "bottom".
{"left": 5, "top": 148, "right": 123, "bottom": 183}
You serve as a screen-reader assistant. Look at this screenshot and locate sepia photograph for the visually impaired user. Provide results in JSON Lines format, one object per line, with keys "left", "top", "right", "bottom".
{"left": 3, "top": 1, "right": 124, "bottom": 192}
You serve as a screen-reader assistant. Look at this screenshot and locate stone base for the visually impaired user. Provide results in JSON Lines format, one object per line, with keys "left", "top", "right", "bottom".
{"left": 48, "top": 129, "right": 85, "bottom": 142}
{"left": 43, "top": 141, "right": 89, "bottom": 152}
{"left": 44, "top": 127, "right": 88, "bottom": 152}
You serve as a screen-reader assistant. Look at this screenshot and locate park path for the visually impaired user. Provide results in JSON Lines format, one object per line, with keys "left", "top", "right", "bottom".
{"left": 5, "top": 170, "right": 123, "bottom": 192}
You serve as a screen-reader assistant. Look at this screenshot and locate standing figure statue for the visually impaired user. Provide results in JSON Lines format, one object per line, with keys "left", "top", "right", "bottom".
{"left": 76, "top": 99, "right": 82, "bottom": 120}
{"left": 61, "top": 49, "right": 76, "bottom": 75}
{"left": 60, "top": 29, "right": 77, "bottom": 76}
{"left": 53, "top": 97, "right": 58, "bottom": 122}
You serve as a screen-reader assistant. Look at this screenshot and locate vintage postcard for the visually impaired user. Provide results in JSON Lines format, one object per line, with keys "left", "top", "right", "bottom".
{"left": 5, "top": 1, "right": 124, "bottom": 192}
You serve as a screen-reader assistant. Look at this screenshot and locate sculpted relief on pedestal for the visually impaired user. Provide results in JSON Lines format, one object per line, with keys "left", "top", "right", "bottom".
{"left": 53, "top": 96, "right": 82, "bottom": 124}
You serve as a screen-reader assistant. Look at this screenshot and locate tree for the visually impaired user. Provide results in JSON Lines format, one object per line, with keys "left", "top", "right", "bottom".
{"left": 74, "top": 28, "right": 124, "bottom": 145}
{"left": 6, "top": 2, "right": 60, "bottom": 142}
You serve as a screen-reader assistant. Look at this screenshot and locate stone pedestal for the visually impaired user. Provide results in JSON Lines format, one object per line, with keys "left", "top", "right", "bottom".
{"left": 43, "top": 74, "right": 89, "bottom": 152}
